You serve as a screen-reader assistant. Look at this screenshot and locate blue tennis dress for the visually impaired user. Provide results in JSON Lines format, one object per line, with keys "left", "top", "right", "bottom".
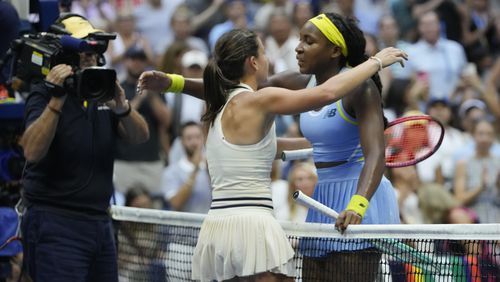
{"left": 299, "top": 76, "right": 400, "bottom": 256}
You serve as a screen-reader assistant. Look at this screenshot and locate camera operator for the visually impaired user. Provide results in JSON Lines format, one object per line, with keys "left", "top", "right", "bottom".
{"left": 19, "top": 14, "right": 149, "bottom": 282}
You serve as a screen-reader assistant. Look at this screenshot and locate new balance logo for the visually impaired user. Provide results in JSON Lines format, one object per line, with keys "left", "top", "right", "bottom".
{"left": 323, "top": 108, "right": 337, "bottom": 118}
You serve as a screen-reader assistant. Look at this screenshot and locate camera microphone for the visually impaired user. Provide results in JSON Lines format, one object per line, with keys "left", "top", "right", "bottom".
{"left": 60, "top": 35, "right": 90, "bottom": 53}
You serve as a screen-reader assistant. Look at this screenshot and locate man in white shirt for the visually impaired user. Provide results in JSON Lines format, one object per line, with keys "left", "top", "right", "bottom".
{"left": 264, "top": 9, "right": 300, "bottom": 74}
{"left": 134, "top": 0, "right": 183, "bottom": 56}
{"left": 161, "top": 122, "right": 211, "bottom": 213}
{"left": 401, "top": 11, "right": 467, "bottom": 100}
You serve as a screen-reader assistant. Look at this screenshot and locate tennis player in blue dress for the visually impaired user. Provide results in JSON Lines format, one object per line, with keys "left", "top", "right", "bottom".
{"left": 268, "top": 13, "right": 401, "bottom": 281}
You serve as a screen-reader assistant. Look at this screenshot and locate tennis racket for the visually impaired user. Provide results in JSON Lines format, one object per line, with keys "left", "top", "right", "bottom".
{"left": 292, "top": 190, "right": 442, "bottom": 274}
{"left": 281, "top": 115, "right": 445, "bottom": 168}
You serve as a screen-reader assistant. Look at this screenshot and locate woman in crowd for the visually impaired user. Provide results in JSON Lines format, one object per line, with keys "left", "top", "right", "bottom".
{"left": 454, "top": 119, "right": 500, "bottom": 223}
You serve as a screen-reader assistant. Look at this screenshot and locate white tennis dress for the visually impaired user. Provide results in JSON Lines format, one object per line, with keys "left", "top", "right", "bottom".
{"left": 192, "top": 84, "right": 295, "bottom": 281}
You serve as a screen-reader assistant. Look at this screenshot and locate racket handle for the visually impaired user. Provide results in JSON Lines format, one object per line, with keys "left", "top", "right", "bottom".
{"left": 293, "top": 190, "right": 339, "bottom": 219}
{"left": 281, "top": 148, "right": 313, "bottom": 161}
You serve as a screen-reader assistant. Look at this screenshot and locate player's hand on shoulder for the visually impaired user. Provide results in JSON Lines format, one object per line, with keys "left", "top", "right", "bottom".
{"left": 374, "top": 47, "right": 409, "bottom": 68}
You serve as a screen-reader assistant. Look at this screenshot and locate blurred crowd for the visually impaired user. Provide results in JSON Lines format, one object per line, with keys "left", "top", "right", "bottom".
{"left": 3, "top": 0, "right": 500, "bottom": 225}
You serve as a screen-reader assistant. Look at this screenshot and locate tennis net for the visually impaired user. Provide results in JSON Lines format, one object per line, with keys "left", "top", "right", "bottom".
{"left": 110, "top": 206, "right": 500, "bottom": 282}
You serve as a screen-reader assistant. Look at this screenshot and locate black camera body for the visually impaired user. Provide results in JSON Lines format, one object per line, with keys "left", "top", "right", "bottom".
{"left": 10, "top": 31, "right": 117, "bottom": 103}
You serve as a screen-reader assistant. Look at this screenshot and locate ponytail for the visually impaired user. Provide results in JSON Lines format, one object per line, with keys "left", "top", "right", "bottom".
{"left": 200, "top": 29, "right": 259, "bottom": 126}
{"left": 202, "top": 60, "right": 238, "bottom": 126}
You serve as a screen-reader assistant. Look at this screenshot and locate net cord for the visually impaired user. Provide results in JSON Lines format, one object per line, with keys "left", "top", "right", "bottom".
{"left": 110, "top": 206, "right": 500, "bottom": 240}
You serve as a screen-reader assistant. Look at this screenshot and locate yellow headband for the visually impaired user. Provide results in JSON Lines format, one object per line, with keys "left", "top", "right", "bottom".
{"left": 308, "top": 14, "right": 348, "bottom": 57}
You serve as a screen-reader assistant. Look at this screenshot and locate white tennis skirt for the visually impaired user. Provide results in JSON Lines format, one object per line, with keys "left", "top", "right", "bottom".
{"left": 192, "top": 207, "right": 296, "bottom": 281}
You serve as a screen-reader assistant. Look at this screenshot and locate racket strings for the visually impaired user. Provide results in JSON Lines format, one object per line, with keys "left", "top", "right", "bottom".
{"left": 385, "top": 119, "right": 444, "bottom": 167}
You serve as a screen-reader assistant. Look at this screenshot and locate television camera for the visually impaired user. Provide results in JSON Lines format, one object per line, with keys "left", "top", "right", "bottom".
{"left": 8, "top": 23, "right": 117, "bottom": 102}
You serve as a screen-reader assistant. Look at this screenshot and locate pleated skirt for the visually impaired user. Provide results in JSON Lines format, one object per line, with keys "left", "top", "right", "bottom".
{"left": 192, "top": 207, "right": 295, "bottom": 281}
{"left": 302, "top": 162, "right": 400, "bottom": 257}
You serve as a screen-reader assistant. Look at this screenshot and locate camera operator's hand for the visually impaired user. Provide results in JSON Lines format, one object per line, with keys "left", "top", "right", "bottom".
{"left": 137, "top": 71, "right": 171, "bottom": 95}
{"left": 106, "top": 80, "right": 129, "bottom": 114}
{"left": 45, "top": 65, "right": 73, "bottom": 87}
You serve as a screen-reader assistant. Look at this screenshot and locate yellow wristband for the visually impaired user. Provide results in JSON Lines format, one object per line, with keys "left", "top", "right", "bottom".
{"left": 164, "top": 73, "right": 185, "bottom": 93}
{"left": 346, "top": 195, "right": 369, "bottom": 218}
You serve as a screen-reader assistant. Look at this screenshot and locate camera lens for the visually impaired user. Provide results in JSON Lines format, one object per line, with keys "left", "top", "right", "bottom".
{"left": 78, "top": 67, "right": 116, "bottom": 102}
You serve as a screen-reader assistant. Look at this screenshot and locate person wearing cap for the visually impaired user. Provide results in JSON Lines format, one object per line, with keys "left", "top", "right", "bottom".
{"left": 165, "top": 50, "right": 208, "bottom": 165}
{"left": 19, "top": 14, "right": 149, "bottom": 282}
{"left": 114, "top": 45, "right": 170, "bottom": 198}
{"left": 451, "top": 98, "right": 500, "bottom": 165}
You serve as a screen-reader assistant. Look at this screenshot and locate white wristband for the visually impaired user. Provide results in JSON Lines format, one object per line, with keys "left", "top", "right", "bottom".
{"left": 369, "top": 56, "right": 383, "bottom": 71}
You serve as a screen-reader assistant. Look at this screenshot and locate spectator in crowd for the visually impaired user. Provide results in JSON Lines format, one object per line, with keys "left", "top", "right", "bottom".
{"left": 383, "top": 79, "right": 413, "bottom": 120}
{"left": 411, "top": 0, "right": 463, "bottom": 42}
{"left": 450, "top": 63, "right": 492, "bottom": 108}
{"left": 264, "top": 8, "right": 300, "bottom": 137}
{"left": 453, "top": 119, "right": 500, "bottom": 223}
{"left": 176, "top": 1, "right": 229, "bottom": 45}
{"left": 112, "top": 0, "right": 143, "bottom": 15}
{"left": 161, "top": 122, "right": 211, "bottom": 213}
{"left": 134, "top": 0, "right": 183, "bottom": 56}
{"left": 165, "top": 50, "right": 208, "bottom": 139}
{"left": 70, "top": 0, "right": 116, "bottom": 30}
{"left": 273, "top": 161, "right": 317, "bottom": 222}
{"left": 169, "top": 5, "right": 209, "bottom": 55}
{"left": 353, "top": 0, "right": 389, "bottom": 36}
{"left": 119, "top": 186, "right": 166, "bottom": 281}
{"left": 114, "top": 46, "right": 171, "bottom": 197}
{"left": 416, "top": 98, "right": 467, "bottom": 188}
{"left": 458, "top": 98, "right": 488, "bottom": 138}
{"left": 483, "top": 57, "right": 500, "bottom": 124}
{"left": 388, "top": 165, "right": 425, "bottom": 224}
{"left": 364, "top": 33, "right": 378, "bottom": 57}
{"left": 402, "top": 11, "right": 467, "bottom": 100}
{"left": 418, "top": 182, "right": 460, "bottom": 224}
{"left": 125, "top": 185, "right": 154, "bottom": 209}
{"left": 20, "top": 14, "right": 149, "bottom": 281}
{"left": 265, "top": 8, "right": 300, "bottom": 74}
{"left": 321, "top": 0, "right": 355, "bottom": 18}
{"left": 158, "top": 41, "right": 189, "bottom": 75}
{"left": 106, "top": 13, "right": 155, "bottom": 81}
{"left": 254, "top": 0, "right": 294, "bottom": 31}
{"left": 419, "top": 184, "right": 480, "bottom": 228}
{"left": 270, "top": 160, "right": 289, "bottom": 215}
{"left": 451, "top": 98, "right": 500, "bottom": 165}
{"left": 462, "top": 0, "right": 499, "bottom": 68}
{"left": 165, "top": 49, "right": 208, "bottom": 164}
{"left": 396, "top": 76, "right": 430, "bottom": 115}
{"left": 208, "top": 0, "right": 249, "bottom": 50}
{"left": 377, "top": 15, "right": 411, "bottom": 81}
{"left": 390, "top": 0, "right": 418, "bottom": 42}
{"left": 292, "top": 0, "right": 313, "bottom": 30}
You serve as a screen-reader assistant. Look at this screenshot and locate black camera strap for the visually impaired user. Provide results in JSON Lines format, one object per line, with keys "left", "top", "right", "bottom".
{"left": 44, "top": 80, "right": 66, "bottom": 97}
